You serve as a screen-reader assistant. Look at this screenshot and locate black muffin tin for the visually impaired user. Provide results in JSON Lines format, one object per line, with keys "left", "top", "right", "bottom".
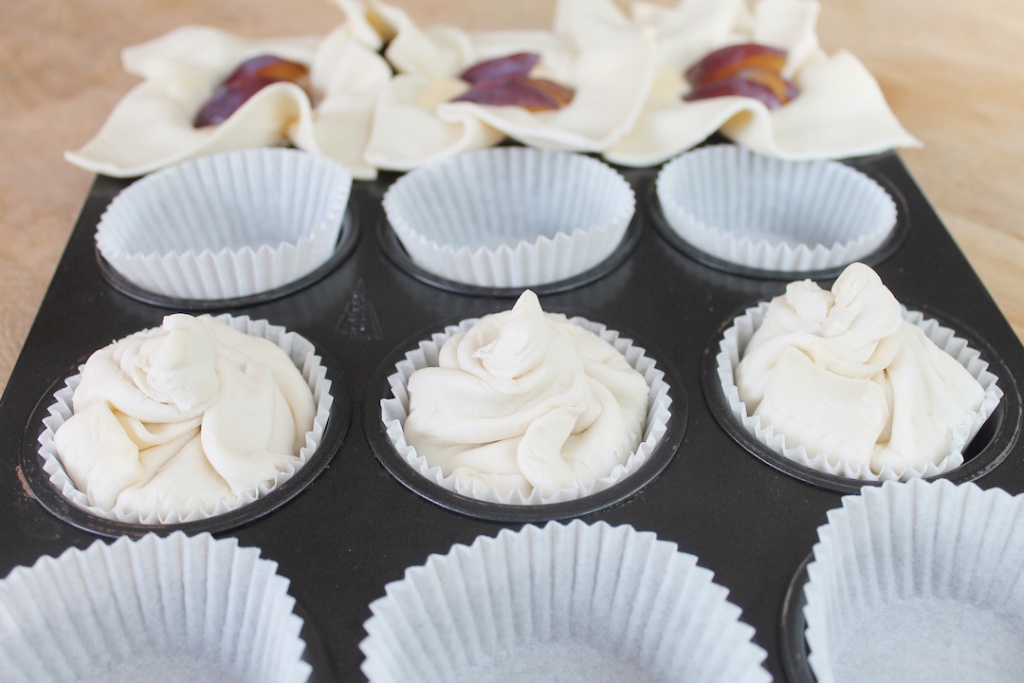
{"left": 1, "top": 144, "right": 1022, "bottom": 682}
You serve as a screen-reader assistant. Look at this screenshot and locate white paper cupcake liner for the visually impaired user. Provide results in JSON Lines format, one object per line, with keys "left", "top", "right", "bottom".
{"left": 380, "top": 314, "right": 672, "bottom": 505}
{"left": 360, "top": 520, "right": 770, "bottom": 683}
{"left": 96, "top": 147, "right": 353, "bottom": 300}
{"left": 0, "top": 532, "right": 310, "bottom": 683}
{"left": 804, "top": 479, "right": 1024, "bottom": 683}
{"left": 656, "top": 145, "right": 897, "bottom": 272}
{"left": 36, "top": 314, "right": 334, "bottom": 525}
{"left": 716, "top": 302, "right": 1002, "bottom": 481}
{"left": 382, "top": 147, "right": 636, "bottom": 288}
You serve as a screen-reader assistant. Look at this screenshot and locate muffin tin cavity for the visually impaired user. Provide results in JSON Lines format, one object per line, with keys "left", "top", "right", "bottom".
{"left": 360, "top": 521, "right": 771, "bottom": 683}
{"left": 703, "top": 301, "right": 1019, "bottom": 494}
{"left": 376, "top": 207, "right": 642, "bottom": 297}
{"left": 365, "top": 316, "right": 685, "bottom": 522}
{"left": 98, "top": 207, "right": 361, "bottom": 310}
{"left": 788, "top": 480, "right": 1024, "bottom": 683}
{"left": 20, "top": 320, "right": 351, "bottom": 538}
{"left": 95, "top": 148, "right": 356, "bottom": 304}
{"left": 647, "top": 149, "right": 910, "bottom": 280}
{"left": 0, "top": 532, "right": 312, "bottom": 683}
{"left": 380, "top": 147, "right": 638, "bottom": 292}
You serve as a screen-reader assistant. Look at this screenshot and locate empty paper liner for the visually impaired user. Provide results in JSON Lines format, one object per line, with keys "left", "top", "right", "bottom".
{"left": 0, "top": 532, "right": 311, "bottom": 683}
{"left": 656, "top": 145, "right": 898, "bottom": 274}
{"left": 360, "top": 520, "right": 771, "bottom": 683}
{"left": 95, "top": 147, "right": 353, "bottom": 300}
{"left": 382, "top": 147, "right": 636, "bottom": 288}
{"left": 802, "top": 479, "right": 1024, "bottom": 683}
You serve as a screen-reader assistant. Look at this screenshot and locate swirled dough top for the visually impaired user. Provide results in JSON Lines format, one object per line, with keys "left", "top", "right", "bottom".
{"left": 54, "top": 314, "right": 316, "bottom": 516}
{"left": 403, "top": 290, "right": 649, "bottom": 498}
{"left": 735, "top": 263, "right": 985, "bottom": 476}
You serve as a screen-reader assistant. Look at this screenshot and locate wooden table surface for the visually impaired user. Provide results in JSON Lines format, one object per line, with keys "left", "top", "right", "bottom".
{"left": 2, "top": 0, "right": 1022, "bottom": 396}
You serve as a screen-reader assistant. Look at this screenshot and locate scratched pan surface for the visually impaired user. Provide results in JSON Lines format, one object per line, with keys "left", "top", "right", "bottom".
{"left": 2, "top": 143, "right": 1022, "bottom": 682}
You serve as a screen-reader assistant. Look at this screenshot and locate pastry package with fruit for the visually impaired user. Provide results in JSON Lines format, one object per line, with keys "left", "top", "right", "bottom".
{"left": 605, "top": 0, "right": 920, "bottom": 166}
{"left": 0, "top": 532, "right": 311, "bottom": 683}
{"left": 380, "top": 290, "right": 672, "bottom": 505}
{"left": 656, "top": 144, "right": 897, "bottom": 272}
{"left": 64, "top": 0, "right": 920, "bottom": 179}
{"left": 804, "top": 479, "right": 1024, "bottom": 683}
{"left": 95, "top": 147, "right": 353, "bottom": 301}
{"left": 342, "top": 0, "right": 657, "bottom": 170}
{"left": 65, "top": 22, "right": 391, "bottom": 179}
{"left": 382, "top": 147, "right": 635, "bottom": 288}
{"left": 36, "top": 313, "right": 333, "bottom": 525}
{"left": 361, "top": 520, "right": 771, "bottom": 683}
{"left": 715, "top": 262, "right": 1002, "bottom": 481}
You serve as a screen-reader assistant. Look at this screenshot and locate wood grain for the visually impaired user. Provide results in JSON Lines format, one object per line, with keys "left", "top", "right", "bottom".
{"left": 2, "top": 0, "right": 1022, "bottom": 395}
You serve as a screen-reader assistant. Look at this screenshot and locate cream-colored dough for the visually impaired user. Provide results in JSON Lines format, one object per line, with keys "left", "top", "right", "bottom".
{"left": 403, "top": 291, "right": 649, "bottom": 498}
{"left": 336, "top": 0, "right": 508, "bottom": 168}
{"left": 54, "top": 314, "right": 315, "bottom": 516}
{"left": 363, "top": 73, "right": 505, "bottom": 171}
{"left": 292, "top": 26, "right": 393, "bottom": 179}
{"left": 735, "top": 263, "right": 985, "bottom": 476}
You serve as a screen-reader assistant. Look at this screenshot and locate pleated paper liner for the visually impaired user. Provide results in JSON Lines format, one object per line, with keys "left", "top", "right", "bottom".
{"left": 21, "top": 314, "right": 350, "bottom": 537}
{"left": 375, "top": 205, "right": 642, "bottom": 297}
{"left": 780, "top": 480, "right": 1024, "bottom": 683}
{"left": 381, "top": 147, "right": 637, "bottom": 291}
{"left": 702, "top": 300, "right": 1017, "bottom": 494}
{"left": 359, "top": 520, "right": 771, "bottom": 683}
{"left": 95, "top": 148, "right": 355, "bottom": 304}
{"left": 365, "top": 312, "right": 685, "bottom": 523}
{"left": 0, "top": 532, "right": 311, "bottom": 683}
{"left": 97, "top": 206, "right": 360, "bottom": 310}
{"left": 648, "top": 145, "right": 909, "bottom": 280}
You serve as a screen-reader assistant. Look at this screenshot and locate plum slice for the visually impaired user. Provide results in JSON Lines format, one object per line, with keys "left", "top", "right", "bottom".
{"left": 453, "top": 74, "right": 574, "bottom": 111}
{"left": 452, "top": 52, "right": 574, "bottom": 112}
{"left": 459, "top": 52, "right": 539, "bottom": 85}
{"left": 194, "top": 55, "right": 310, "bottom": 128}
{"left": 683, "top": 43, "right": 798, "bottom": 110}
{"left": 685, "top": 43, "right": 786, "bottom": 86}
